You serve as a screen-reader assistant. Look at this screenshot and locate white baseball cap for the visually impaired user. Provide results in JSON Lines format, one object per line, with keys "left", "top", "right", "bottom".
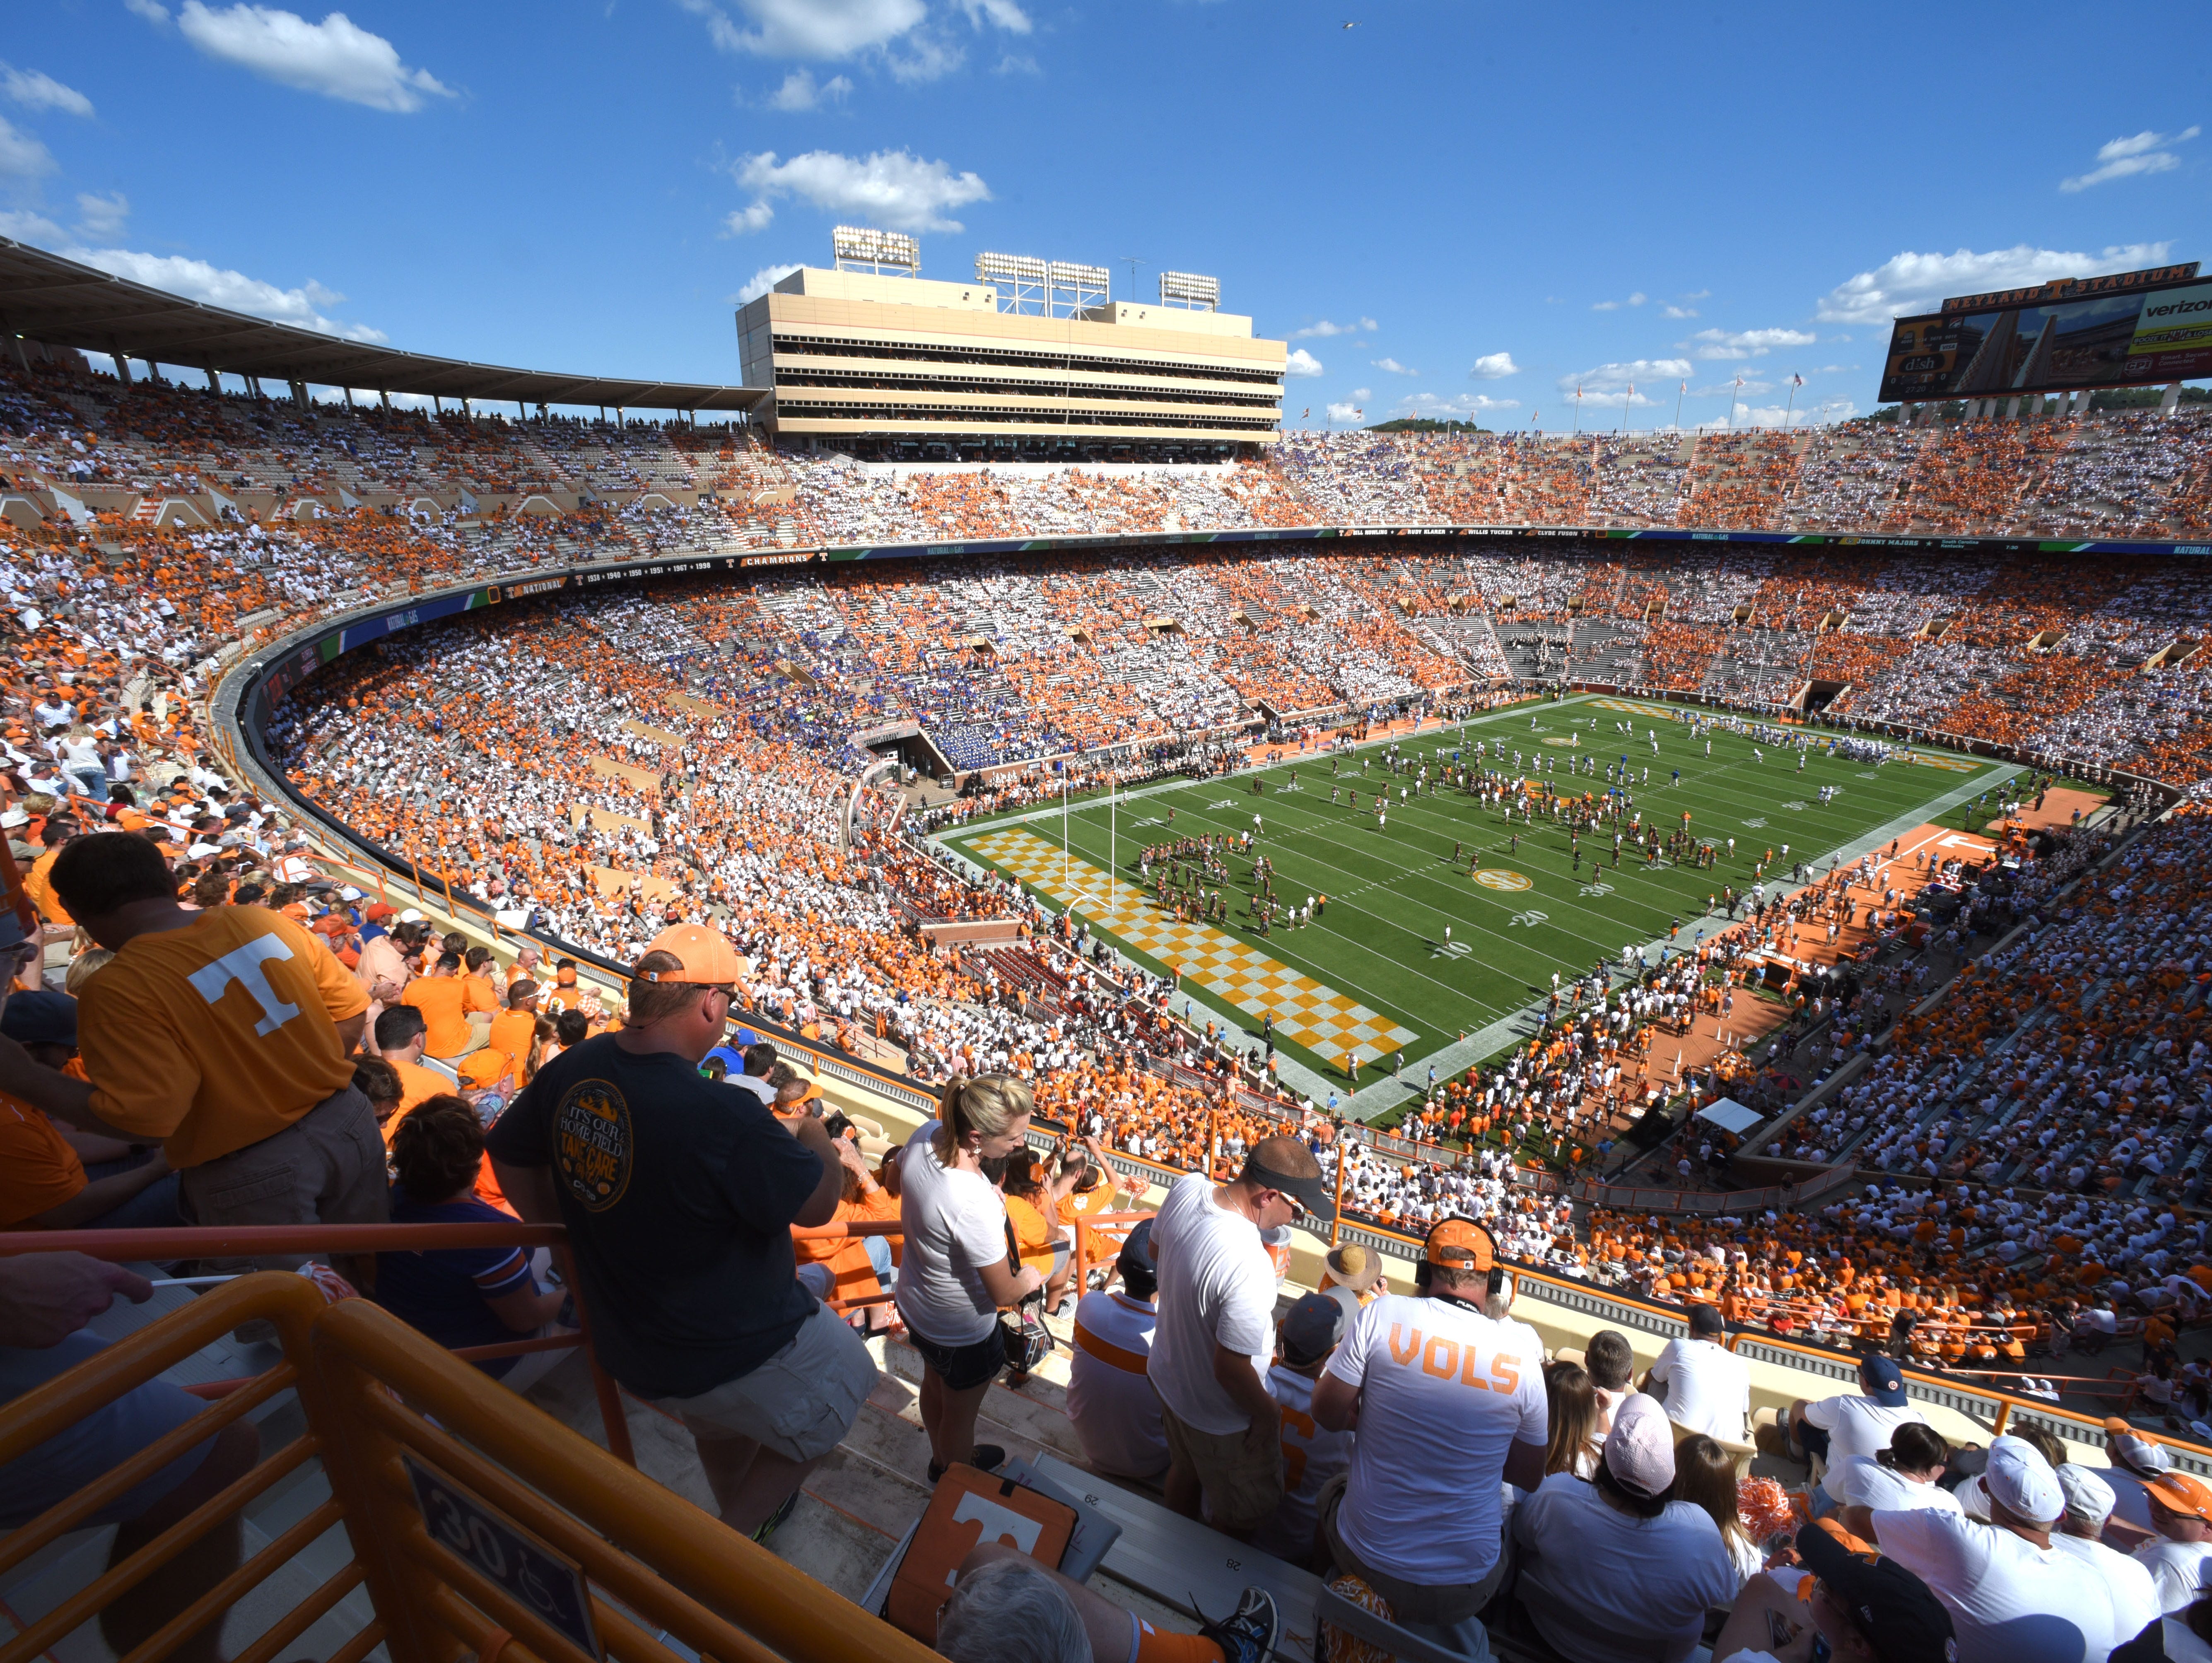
{"left": 1983, "top": 1434, "right": 2065, "bottom": 1526}
{"left": 2056, "top": 1463, "right": 2115, "bottom": 1526}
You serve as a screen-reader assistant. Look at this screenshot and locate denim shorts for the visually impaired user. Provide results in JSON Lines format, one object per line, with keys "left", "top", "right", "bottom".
{"left": 907, "top": 1323, "right": 1006, "bottom": 1392}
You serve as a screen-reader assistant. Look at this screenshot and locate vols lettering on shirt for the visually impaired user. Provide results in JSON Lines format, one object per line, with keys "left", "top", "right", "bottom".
{"left": 79, "top": 906, "right": 367, "bottom": 1167}
{"left": 1384, "top": 1321, "right": 1523, "bottom": 1394}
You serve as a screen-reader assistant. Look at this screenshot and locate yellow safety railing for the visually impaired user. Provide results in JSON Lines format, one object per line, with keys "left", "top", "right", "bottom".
{"left": 0, "top": 1273, "right": 939, "bottom": 1663}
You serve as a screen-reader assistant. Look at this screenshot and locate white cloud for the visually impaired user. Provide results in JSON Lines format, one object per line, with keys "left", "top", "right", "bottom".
{"left": 74, "top": 190, "right": 129, "bottom": 237}
{"left": 1283, "top": 347, "right": 1323, "bottom": 378}
{"left": 67, "top": 246, "right": 386, "bottom": 340}
{"left": 125, "top": 0, "right": 173, "bottom": 20}
{"left": 1, "top": 66, "right": 94, "bottom": 118}
{"left": 736, "top": 262, "right": 801, "bottom": 303}
{"left": 0, "top": 208, "right": 64, "bottom": 241}
{"left": 724, "top": 200, "right": 775, "bottom": 234}
{"left": 1592, "top": 292, "right": 1646, "bottom": 312}
{"left": 1688, "top": 325, "right": 1816, "bottom": 360}
{"left": 1291, "top": 316, "right": 1376, "bottom": 338}
{"left": 1396, "top": 391, "right": 1520, "bottom": 418}
{"left": 1350, "top": 387, "right": 1370, "bottom": 400}
{"left": 1816, "top": 241, "right": 2174, "bottom": 324}
{"left": 1372, "top": 357, "right": 1415, "bottom": 375}
{"left": 680, "top": 0, "right": 1025, "bottom": 80}
{"left": 955, "top": 0, "right": 1030, "bottom": 32}
{"left": 1325, "top": 401, "right": 1365, "bottom": 423}
{"left": 175, "top": 3, "right": 454, "bottom": 111}
{"left": 727, "top": 147, "right": 989, "bottom": 234}
{"left": 1662, "top": 304, "right": 1698, "bottom": 319}
{"left": 1591, "top": 299, "right": 1619, "bottom": 311}
{"left": 1629, "top": 292, "right": 1645, "bottom": 306}
{"left": 678, "top": 0, "right": 927, "bottom": 60}
{"left": 1687, "top": 377, "right": 1773, "bottom": 398}
{"left": 1737, "top": 401, "right": 1825, "bottom": 428}
{"left": 1469, "top": 351, "right": 1518, "bottom": 379}
{"left": 1559, "top": 358, "right": 1691, "bottom": 408}
{"left": 992, "top": 53, "right": 1037, "bottom": 74}
{"left": 0, "top": 116, "right": 55, "bottom": 181}
{"left": 765, "top": 68, "right": 852, "bottom": 108}
{"left": 2061, "top": 125, "right": 2199, "bottom": 192}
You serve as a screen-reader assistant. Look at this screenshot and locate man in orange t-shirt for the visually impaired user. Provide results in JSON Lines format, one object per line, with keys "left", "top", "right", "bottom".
{"left": 402, "top": 954, "right": 485, "bottom": 1060}
{"left": 373, "top": 1006, "right": 458, "bottom": 1133}
{"left": 484, "top": 981, "right": 540, "bottom": 1087}
{"left": 0, "top": 833, "right": 384, "bottom": 1264}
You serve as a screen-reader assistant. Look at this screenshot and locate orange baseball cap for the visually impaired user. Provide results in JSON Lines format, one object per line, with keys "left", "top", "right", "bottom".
{"left": 1424, "top": 1217, "right": 1497, "bottom": 1275}
{"left": 2144, "top": 1471, "right": 2212, "bottom": 1524}
{"left": 458, "top": 1049, "right": 511, "bottom": 1088}
{"left": 637, "top": 922, "right": 743, "bottom": 986}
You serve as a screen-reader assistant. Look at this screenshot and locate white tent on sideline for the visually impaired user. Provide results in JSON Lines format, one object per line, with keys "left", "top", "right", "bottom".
{"left": 1694, "top": 1097, "right": 1763, "bottom": 1135}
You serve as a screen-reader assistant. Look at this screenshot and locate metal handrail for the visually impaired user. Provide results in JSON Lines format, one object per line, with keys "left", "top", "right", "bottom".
{"left": 0, "top": 1222, "right": 634, "bottom": 1466}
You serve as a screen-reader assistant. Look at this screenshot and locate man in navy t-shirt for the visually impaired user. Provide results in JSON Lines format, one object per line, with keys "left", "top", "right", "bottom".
{"left": 488, "top": 925, "right": 871, "bottom": 1542}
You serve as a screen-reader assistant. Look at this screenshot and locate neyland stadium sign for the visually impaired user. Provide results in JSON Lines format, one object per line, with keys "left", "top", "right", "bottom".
{"left": 1940, "top": 263, "right": 2201, "bottom": 314}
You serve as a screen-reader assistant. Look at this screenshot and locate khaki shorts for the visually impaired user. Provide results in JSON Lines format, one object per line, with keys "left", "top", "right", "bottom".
{"left": 1160, "top": 1401, "right": 1282, "bottom": 1534}
{"left": 178, "top": 1084, "right": 388, "bottom": 1273}
{"left": 656, "top": 1304, "right": 877, "bottom": 1464}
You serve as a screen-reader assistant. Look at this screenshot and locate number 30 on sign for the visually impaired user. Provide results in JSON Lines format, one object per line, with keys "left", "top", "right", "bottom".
{"left": 405, "top": 1455, "right": 602, "bottom": 1659}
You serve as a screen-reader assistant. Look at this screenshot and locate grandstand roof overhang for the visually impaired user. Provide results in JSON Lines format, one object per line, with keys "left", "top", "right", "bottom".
{"left": 0, "top": 238, "right": 767, "bottom": 413}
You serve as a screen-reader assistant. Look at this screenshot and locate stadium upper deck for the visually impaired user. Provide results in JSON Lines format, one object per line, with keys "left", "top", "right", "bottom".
{"left": 736, "top": 265, "right": 1288, "bottom": 461}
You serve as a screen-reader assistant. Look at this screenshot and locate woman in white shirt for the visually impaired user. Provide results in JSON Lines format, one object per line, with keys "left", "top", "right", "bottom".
{"left": 1831, "top": 1423, "right": 1959, "bottom": 1540}
{"left": 897, "top": 1074, "right": 1044, "bottom": 1485}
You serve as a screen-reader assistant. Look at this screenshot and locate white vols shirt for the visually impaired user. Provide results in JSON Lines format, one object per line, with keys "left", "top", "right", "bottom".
{"left": 1324, "top": 1292, "right": 1547, "bottom": 1585}
{"left": 1066, "top": 1290, "right": 1166, "bottom": 1479}
{"left": 1148, "top": 1175, "right": 1276, "bottom": 1436}
{"left": 1254, "top": 1364, "right": 1353, "bottom": 1564}
{"left": 1645, "top": 1335, "right": 1750, "bottom": 1442}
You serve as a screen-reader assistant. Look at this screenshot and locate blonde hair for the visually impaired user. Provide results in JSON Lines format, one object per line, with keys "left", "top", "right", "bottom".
{"left": 931, "top": 1074, "right": 1033, "bottom": 1164}
{"left": 65, "top": 947, "right": 114, "bottom": 995}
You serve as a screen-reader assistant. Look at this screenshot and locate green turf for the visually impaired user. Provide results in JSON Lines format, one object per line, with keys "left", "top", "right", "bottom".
{"left": 940, "top": 694, "right": 2043, "bottom": 1083}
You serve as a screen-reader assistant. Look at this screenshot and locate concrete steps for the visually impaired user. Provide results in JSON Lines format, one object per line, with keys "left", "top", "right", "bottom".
{"left": 3, "top": 1286, "right": 1203, "bottom": 1656}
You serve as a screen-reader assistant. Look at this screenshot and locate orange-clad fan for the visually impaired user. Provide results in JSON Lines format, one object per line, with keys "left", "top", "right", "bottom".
{"left": 0, "top": 832, "right": 383, "bottom": 1264}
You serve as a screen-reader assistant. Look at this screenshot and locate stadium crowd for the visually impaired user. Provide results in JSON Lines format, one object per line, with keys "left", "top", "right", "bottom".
{"left": 16, "top": 350, "right": 2212, "bottom": 1662}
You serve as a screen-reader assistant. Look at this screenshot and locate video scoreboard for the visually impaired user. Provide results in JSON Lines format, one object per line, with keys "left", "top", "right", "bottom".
{"left": 1879, "top": 262, "right": 2209, "bottom": 405}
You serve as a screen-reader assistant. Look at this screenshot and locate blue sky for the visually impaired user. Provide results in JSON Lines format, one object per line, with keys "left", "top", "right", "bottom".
{"left": 1, "top": 0, "right": 2205, "bottom": 429}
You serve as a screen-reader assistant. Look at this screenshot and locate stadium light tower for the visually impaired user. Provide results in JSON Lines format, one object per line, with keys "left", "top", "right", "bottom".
{"left": 976, "top": 251, "right": 1047, "bottom": 313}
{"left": 1048, "top": 262, "right": 1110, "bottom": 317}
{"left": 1158, "top": 271, "right": 1221, "bottom": 311}
{"left": 832, "top": 225, "right": 920, "bottom": 276}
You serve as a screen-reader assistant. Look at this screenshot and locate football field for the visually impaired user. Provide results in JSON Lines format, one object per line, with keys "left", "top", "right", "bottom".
{"left": 938, "top": 694, "right": 2026, "bottom": 1100}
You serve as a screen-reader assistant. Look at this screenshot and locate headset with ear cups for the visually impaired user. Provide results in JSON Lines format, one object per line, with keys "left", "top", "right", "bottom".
{"left": 1415, "top": 1215, "right": 1506, "bottom": 1299}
